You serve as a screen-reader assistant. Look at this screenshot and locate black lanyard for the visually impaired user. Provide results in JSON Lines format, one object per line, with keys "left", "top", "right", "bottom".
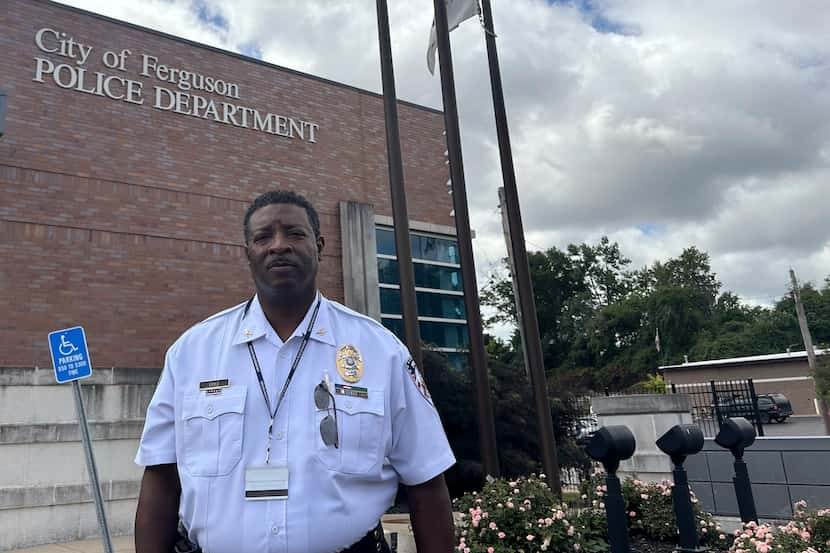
{"left": 243, "top": 295, "right": 321, "bottom": 463}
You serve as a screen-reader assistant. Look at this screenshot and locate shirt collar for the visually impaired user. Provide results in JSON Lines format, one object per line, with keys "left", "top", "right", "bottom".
{"left": 232, "top": 292, "right": 335, "bottom": 347}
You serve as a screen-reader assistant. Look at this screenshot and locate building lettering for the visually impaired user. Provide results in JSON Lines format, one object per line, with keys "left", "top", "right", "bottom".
{"left": 31, "top": 27, "right": 319, "bottom": 144}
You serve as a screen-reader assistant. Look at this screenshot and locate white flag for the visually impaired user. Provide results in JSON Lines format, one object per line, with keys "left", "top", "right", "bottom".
{"left": 426, "top": 0, "right": 481, "bottom": 75}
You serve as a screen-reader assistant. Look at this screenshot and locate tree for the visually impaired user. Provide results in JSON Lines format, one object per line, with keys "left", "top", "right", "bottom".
{"left": 480, "top": 237, "right": 632, "bottom": 375}
{"left": 481, "top": 238, "right": 830, "bottom": 391}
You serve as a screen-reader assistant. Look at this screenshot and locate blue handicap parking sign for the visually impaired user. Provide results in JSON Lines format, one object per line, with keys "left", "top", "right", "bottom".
{"left": 48, "top": 326, "right": 92, "bottom": 383}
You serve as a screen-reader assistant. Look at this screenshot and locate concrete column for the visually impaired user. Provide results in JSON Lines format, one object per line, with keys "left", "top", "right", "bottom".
{"left": 339, "top": 201, "right": 381, "bottom": 320}
{"left": 592, "top": 394, "right": 693, "bottom": 483}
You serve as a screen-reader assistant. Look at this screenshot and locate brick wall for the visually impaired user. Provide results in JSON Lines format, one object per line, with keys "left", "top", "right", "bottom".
{"left": 0, "top": 0, "right": 453, "bottom": 368}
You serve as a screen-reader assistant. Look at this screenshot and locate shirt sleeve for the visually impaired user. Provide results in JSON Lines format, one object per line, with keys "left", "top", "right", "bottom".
{"left": 387, "top": 347, "right": 456, "bottom": 486}
{"left": 135, "top": 345, "right": 178, "bottom": 467}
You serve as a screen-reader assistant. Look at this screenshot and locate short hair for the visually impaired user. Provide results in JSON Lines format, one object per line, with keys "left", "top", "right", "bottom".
{"left": 243, "top": 190, "right": 321, "bottom": 242}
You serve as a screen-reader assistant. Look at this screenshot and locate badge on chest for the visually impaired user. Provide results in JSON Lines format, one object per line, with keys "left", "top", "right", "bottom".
{"left": 336, "top": 344, "right": 363, "bottom": 383}
{"left": 245, "top": 465, "right": 289, "bottom": 501}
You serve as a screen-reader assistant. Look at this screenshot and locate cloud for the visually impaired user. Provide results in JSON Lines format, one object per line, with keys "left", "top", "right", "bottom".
{"left": 56, "top": 0, "right": 830, "bottom": 316}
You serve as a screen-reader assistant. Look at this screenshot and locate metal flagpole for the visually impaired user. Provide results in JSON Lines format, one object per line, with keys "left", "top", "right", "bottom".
{"left": 72, "top": 380, "right": 114, "bottom": 553}
{"left": 432, "top": 0, "right": 500, "bottom": 478}
{"left": 375, "top": 0, "right": 423, "bottom": 368}
{"left": 479, "top": 0, "right": 561, "bottom": 492}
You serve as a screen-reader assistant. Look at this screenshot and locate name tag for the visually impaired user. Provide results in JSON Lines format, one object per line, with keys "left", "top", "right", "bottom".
{"left": 245, "top": 465, "right": 289, "bottom": 501}
{"left": 199, "top": 379, "right": 229, "bottom": 394}
{"left": 335, "top": 383, "right": 368, "bottom": 399}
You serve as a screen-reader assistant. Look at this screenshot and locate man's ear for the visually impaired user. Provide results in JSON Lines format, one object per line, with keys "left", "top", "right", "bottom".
{"left": 317, "top": 236, "right": 325, "bottom": 260}
{"left": 244, "top": 241, "right": 254, "bottom": 265}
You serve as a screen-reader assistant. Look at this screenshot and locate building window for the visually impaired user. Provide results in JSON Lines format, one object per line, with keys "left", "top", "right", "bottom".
{"left": 376, "top": 226, "right": 468, "bottom": 370}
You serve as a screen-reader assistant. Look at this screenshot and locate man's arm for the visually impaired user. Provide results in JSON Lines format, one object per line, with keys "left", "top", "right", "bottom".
{"left": 406, "top": 474, "right": 454, "bottom": 553}
{"left": 135, "top": 463, "right": 181, "bottom": 553}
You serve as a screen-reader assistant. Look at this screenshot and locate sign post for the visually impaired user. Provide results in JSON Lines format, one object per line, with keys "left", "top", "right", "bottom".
{"left": 48, "top": 327, "right": 114, "bottom": 553}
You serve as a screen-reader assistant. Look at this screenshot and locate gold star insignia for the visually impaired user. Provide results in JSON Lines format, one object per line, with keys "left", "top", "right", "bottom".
{"left": 316, "top": 328, "right": 327, "bottom": 336}
{"left": 243, "top": 329, "right": 253, "bottom": 337}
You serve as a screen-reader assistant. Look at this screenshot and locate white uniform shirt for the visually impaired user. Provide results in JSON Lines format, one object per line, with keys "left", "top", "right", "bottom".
{"left": 135, "top": 294, "right": 456, "bottom": 553}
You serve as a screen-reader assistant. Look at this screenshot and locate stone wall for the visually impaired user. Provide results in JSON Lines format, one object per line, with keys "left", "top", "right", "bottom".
{"left": 592, "top": 394, "right": 693, "bottom": 483}
{"left": 0, "top": 367, "right": 158, "bottom": 550}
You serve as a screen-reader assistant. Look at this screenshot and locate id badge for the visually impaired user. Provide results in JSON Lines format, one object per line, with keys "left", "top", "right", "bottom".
{"left": 245, "top": 465, "right": 289, "bottom": 501}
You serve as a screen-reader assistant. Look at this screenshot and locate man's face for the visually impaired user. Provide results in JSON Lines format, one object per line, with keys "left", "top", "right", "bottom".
{"left": 246, "top": 203, "right": 324, "bottom": 302}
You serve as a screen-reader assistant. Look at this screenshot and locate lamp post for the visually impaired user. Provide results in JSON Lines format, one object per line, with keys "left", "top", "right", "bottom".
{"left": 585, "top": 425, "right": 636, "bottom": 553}
{"left": 656, "top": 424, "right": 707, "bottom": 553}
{"left": 715, "top": 417, "right": 758, "bottom": 523}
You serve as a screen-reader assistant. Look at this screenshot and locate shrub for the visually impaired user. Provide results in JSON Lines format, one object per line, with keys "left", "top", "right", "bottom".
{"left": 728, "top": 501, "right": 830, "bottom": 553}
{"left": 453, "top": 473, "right": 607, "bottom": 552}
{"left": 580, "top": 473, "right": 730, "bottom": 550}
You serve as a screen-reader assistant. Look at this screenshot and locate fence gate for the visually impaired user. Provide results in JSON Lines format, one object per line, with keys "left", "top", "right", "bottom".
{"left": 670, "top": 379, "right": 765, "bottom": 438}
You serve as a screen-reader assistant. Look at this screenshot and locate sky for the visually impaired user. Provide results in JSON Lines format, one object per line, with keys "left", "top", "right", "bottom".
{"left": 57, "top": 0, "right": 830, "bottom": 326}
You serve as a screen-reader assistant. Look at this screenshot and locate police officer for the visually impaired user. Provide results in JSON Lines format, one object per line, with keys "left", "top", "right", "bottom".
{"left": 134, "top": 190, "right": 456, "bottom": 553}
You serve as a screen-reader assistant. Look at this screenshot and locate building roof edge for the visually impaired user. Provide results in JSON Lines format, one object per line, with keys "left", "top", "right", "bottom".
{"left": 660, "top": 348, "right": 829, "bottom": 371}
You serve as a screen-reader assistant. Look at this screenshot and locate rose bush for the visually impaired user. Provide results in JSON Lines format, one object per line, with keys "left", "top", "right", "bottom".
{"left": 579, "top": 472, "right": 729, "bottom": 549}
{"left": 728, "top": 501, "right": 830, "bottom": 553}
{"left": 453, "top": 473, "right": 607, "bottom": 552}
{"left": 454, "top": 472, "right": 828, "bottom": 553}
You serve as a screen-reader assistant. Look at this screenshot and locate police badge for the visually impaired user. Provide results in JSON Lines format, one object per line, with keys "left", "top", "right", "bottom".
{"left": 336, "top": 344, "right": 364, "bottom": 383}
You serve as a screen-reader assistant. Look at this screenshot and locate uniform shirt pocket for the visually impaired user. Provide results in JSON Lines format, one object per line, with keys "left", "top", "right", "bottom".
{"left": 181, "top": 386, "right": 247, "bottom": 477}
{"left": 315, "top": 389, "right": 385, "bottom": 475}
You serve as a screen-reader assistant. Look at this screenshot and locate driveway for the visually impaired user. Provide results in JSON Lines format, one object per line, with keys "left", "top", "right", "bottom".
{"left": 760, "top": 415, "right": 826, "bottom": 437}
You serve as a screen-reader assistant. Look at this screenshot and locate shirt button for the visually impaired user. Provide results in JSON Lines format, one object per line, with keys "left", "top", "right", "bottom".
{"left": 271, "top": 525, "right": 280, "bottom": 535}
{"left": 276, "top": 432, "right": 284, "bottom": 440}
{"left": 345, "top": 401, "right": 353, "bottom": 409}
{"left": 207, "top": 405, "right": 213, "bottom": 415}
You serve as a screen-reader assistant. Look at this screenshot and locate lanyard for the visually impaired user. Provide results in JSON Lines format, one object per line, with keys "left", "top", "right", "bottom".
{"left": 244, "top": 295, "right": 322, "bottom": 464}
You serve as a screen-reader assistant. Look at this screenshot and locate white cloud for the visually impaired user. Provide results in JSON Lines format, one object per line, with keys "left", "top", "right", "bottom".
{"left": 56, "top": 0, "right": 830, "bottom": 316}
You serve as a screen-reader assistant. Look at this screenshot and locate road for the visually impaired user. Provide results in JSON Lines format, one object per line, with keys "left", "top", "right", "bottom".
{"left": 761, "top": 415, "right": 826, "bottom": 437}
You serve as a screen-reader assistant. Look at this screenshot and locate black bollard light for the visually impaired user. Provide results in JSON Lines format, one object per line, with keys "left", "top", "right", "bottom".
{"left": 715, "top": 417, "right": 758, "bottom": 523}
{"left": 656, "top": 424, "right": 706, "bottom": 553}
{"left": 586, "top": 425, "right": 636, "bottom": 553}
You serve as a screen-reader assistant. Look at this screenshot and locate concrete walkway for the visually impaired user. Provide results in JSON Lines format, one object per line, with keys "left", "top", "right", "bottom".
{"left": 6, "top": 536, "right": 134, "bottom": 553}
{"left": 6, "top": 515, "right": 415, "bottom": 553}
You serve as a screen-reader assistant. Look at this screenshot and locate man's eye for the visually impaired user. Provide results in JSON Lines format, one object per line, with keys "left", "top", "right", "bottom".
{"left": 253, "top": 234, "right": 270, "bottom": 243}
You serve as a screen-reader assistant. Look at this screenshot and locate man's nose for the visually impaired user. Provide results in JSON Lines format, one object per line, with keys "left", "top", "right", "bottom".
{"left": 267, "top": 232, "right": 292, "bottom": 252}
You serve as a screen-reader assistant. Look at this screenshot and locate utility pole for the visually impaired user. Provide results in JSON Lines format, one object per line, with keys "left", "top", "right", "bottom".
{"left": 789, "top": 268, "right": 830, "bottom": 434}
{"left": 375, "top": 0, "right": 422, "bottom": 368}
{"left": 432, "top": 0, "right": 500, "bottom": 477}
{"left": 480, "top": 0, "right": 560, "bottom": 491}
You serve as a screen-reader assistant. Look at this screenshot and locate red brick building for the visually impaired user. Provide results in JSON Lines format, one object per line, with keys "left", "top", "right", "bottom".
{"left": 1, "top": 0, "right": 461, "bottom": 372}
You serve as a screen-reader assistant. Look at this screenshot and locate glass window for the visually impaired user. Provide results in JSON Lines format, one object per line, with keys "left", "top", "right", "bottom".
{"left": 378, "top": 260, "right": 463, "bottom": 292}
{"left": 414, "top": 263, "right": 462, "bottom": 291}
{"left": 411, "top": 234, "right": 460, "bottom": 264}
{"left": 381, "top": 317, "right": 404, "bottom": 341}
{"left": 420, "top": 321, "right": 469, "bottom": 349}
{"left": 377, "top": 228, "right": 460, "bottom": 265}
{"left": 382, "top": 317, "right": 468, "bottom": 349}
{"left": 417, "top": 292, "right": 466, "bottom": 319}
{"left": 443, "top": 351, "right": 469, "bottom": 371}
{"left": 379, "top": 288, "right": 465, "bottom": 320}
{"left": 379, "top": 287, "right": 402, "bottom": 315}
{"left": 376, "top": 228, "right": 396, "bottom": 256}
{"left": 378, "top": 258, "right": 400, "bottom": 285}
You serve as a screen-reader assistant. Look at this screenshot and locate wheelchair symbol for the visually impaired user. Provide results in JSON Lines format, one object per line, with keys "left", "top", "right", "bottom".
{"left": 58, "top": 334, "right": 79, "bottom": 356}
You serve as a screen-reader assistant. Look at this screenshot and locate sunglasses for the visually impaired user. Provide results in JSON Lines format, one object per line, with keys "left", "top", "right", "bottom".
{"left": 314, "top": 380, "right": 339, "bottom": 449}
